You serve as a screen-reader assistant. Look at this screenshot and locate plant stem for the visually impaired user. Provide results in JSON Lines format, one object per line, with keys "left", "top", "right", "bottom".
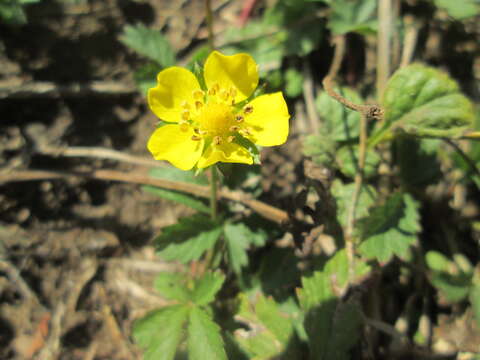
{"left": 205, "top": 0, "right": 215, "bottom": 50}
{"left": 377, "top": 0, "right": 392, "bottom": 98}
{"left": 210, "top": 165, "right": 218, "bottom": 220}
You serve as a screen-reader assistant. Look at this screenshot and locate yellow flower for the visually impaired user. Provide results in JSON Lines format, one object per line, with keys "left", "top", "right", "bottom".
{"left": 147, "top": 51, "right": 290, "bottom": 170}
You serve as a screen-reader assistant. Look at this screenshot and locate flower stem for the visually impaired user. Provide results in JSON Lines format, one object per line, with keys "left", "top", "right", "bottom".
{"left": 205, "top": 0, "right": 215, "bottom": 51}
{"left": 210, "top": 165, "right": 218, "bottom": 220}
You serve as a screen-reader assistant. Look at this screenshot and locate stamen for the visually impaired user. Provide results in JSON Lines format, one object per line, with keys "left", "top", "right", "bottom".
{"left": 227, "top": 136, "right": 235, "bottom": 143}
{"left": 243, "top": 105, "right": 253, "bottom": 114}
{"left": 240, "top": 128, "right": 251, "bottom": 136}
{"left": 213, "top": 136, "right": 222, "bottom": 145}
{"left": 194, "top": 128, "right": 200, "bottom": 134}
{"left": 229, "top": 88, "right": 237, "bottom": 99}
{"left": 179, "top": 121, "right": 189, "bottom": 132}
{"left": 219, "top": 89, "right": 229, "bottom": 101}
{"left": 193, "top": 90, "right": 204, "bottom": 100}
{"left": 181, "top": 100, "right": 190, "bottom": 109}
{"left": 191, "top": 135, "right": 202, "bottom": 141}
{"left": 235, "top": 115, "right": 244, "bottom": 123}
{"left": 195, "top": 101, "right": 203, "bottom": 110}
{"left": 181, "top": 110, "right": 190, "bottom": 121}
{"left": 208, "top": 87, "right": 216, "bottom": 96}
{"left": 229, "top": 125, "right": 240, "bottom": 132}
{"left": 211, "top": 83, "right": 220, "bottom": 93}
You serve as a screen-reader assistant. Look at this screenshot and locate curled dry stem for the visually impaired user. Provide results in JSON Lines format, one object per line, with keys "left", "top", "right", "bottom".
{"left": 322, "top": 76, "right": 384, "bottom": 283}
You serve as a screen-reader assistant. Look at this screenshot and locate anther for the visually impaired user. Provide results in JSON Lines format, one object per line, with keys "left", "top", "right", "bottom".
{"left": 240, "top": 128, "right": 251, "bottom": 136}
{"left": 212, "top": 83, "right": 220, "bottom": 92}
{"left": 227, "top": 136, "right": 235, "bottom": 143}
{"left": 243, "top": 105, "right": 253, "bottom": 114}
{"left": 229, "top": 125, "right": 240, "bottom": 132}
{"left": 193, "top": 90, "right": 204, "bottom": 100}
{"left": 213, "top": 136, "right": 222, "bottom": 145}
{"left": 179, "top": 121, "right": 189, "bottom": 132}
{"left": 181, "top": 111, "right": 190, "bottom": 121}
{"left": 235, "top": 115, "right": 244, "bottom": 123}
{"left": 208, "top": 87, "right": 216, "bottom": 96}
{"left": 195, "top": 101, "right": 203, "bottom": 110}
{"left": 191, "top": 135, "right": 202, "bottom": 141}
{"left": 219, "top": 89, "right": 229, "bottom": 101}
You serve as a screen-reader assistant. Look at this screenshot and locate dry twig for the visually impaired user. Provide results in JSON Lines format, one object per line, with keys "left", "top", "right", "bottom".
{"left": 0, "top": 169, "right": 289, "bottom": 224}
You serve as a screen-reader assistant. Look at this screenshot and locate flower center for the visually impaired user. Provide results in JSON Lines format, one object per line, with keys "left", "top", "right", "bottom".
{"left": 196, "top": 102, "right": 234, "bottom": 136}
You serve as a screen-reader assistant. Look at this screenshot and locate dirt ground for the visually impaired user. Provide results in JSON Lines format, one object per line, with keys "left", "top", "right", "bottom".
{"left": 0, "top": 0, "right": 300, "bottom": 359}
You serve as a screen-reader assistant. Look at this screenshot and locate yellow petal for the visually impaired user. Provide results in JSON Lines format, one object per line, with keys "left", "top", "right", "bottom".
{"left": 197, "top": 142, "right": 253, "bottom": 169}
{"left": 147, "top": 124, "right": 203, "bottom": 170}
{"left": 243, "top": 92, "right": 290, "bottom": 146}
{"left": 204, "top": 51, "right": 258, "bottom": 103}
{"left": 148, "top": 67, "right": 201, "bottom": 123}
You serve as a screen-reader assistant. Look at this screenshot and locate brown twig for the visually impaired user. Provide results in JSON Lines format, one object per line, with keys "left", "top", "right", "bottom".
{"left": 0, "top": 169, "right": 289, "bottom": 224}
{"left": 322, "top": 76, "right": 384, "bottom": 282}
{"left": 399, "top": 15, "right": 420, "bottom": 68}
{"left": 303, "top": 61, "right": 320, "bottom": 134}
{"left": 37, "top": 145, "right": 165, "bottom": 168}
{"left": 327, "top": 35, "right": 346, "bottom": 79}
{"left": 377, "top": 0, "right": 392, "bottom": 97}
{"left": 0, "top": 81, "right": 136, "bottom": 99}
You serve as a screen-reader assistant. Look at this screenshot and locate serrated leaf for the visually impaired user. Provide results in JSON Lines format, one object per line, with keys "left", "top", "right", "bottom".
{"left": 0, "top": 0, "right": 27, "bottom": 25}
{"left": 329, "top": 0, "right": 377, "bottom": 35}
{"left": 336, "top": 145, "right": 380, "bottom": 179}
{"left": 316, "top": 87, "right": 362, "bottom": 141}
{"left": 188, "top": 307, "right": 227, "bottom": 360}
{"left": 433, "top": 0, "right": 480, "bottom": 19}
{"left": 396, "top": 138, "right": 442, "bottom": 188}
{"left": 120, "top": 24, "right": 175, "bottom": 67}
{"left": 234, "top": 293, "right": 294, "bottom": 359}
{"left": 297, "top": 251, "right": 365, "bottom": 360}
{"left": 224, "top": 222, "right": 267, "bottom": 274}
{"left": 285, "top": 68, "right": 304, "bottom": 98}
{"left": 426, "top": 251, "right": 473, "bottom": 303}
{"left": 358, "top": 193, "right": 420, "bottom": 263}
{"left": 154, "top": 272, "right": 190, "bottom": 302}
{"left": 378, "top": 64, "right": 474, "bottom": 140}
{"left": 470, "top": 284, "right": 480, "bottom": 328}
{"left": 426, "top": 251, "right": 451, "bottom": 272}
{"left": 155, "top": 214, "right": 223, "bottom": 263}
{"left": 191, "top": 271, "right": 225, "bottom": 306}
{"left": 134, "top": 62, "right": 162, "bottom": 95}
{"left": 331, "top": 180, "right": 377, "bottom": 227}
{"left": 133, "top": 304, "right": 189, "bottom": 360}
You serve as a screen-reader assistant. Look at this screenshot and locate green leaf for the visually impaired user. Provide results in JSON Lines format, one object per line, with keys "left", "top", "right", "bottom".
{"left": 234, "top": 293, "right": 294, "bottom": 359}
{"left": 358, "top": 193, "right": 421, "bottom": 263}
{"left": 336, "top": 145, "right": 381, "bottom": 179}
{"left": 188, "top": 307, "right": 227, "bottom": 360}
{"left": 470, "top": 284, "right": 480, "bottom": 328}
{"left": 134, "top": 62, "right": 162, "bottom": 96}
{"left": 331, "top": 180, "right": 377, "bottom": 228}
{"left": 316, "top": 87, "right": 362, "bottom": 141}
{"left": 155, "top": 214, "right": 223, "bottom": 263}
{"left": 329, "top": 0, "right": 377, "bottom": 35}
{"left": 224, "top": 222, "right": 267, "bottom": 274}
{"left": 378, "top": 64, "right": 475, "bottom": 141}
{"left": 433, "top": 0, "right": 480, "bottom": 19}
{"left": 154, "top": 272, "right": 191, "bottom": 303}
{"left": 297, "top": 251, "right": 366, "bottom": 360}
{"left": 426, "top": 251, "right": 451, "bottom": 272}
{"left": 396, "top": 138, "right": 442, "bottom": 188}
{"left": 285, "top": 68, "right": 304, "bottom": 98}
{"left": 120, "top": 24, "right": 175, "bottom": 67}
{"left": 145, "top": 167, "right": 210, "bottom": 214}
{"left": 303, "top": 132, "right": 337, "bottom": 166}
{"left": 426, "top": 251, "right": 473, "bottom": 302}
{"left": 133, "top": 304, "right": 189, "bottom": 360}
{"left": 0, "top": 0, "right": 27, "bottom": 25}
{"left": 191, "top": 271, "right": 225, "bottom": 306}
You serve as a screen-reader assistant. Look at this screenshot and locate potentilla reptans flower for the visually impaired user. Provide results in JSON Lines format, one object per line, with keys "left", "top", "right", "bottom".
{"left": 147, "top": 51, "right": 290, "bottom": 170}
